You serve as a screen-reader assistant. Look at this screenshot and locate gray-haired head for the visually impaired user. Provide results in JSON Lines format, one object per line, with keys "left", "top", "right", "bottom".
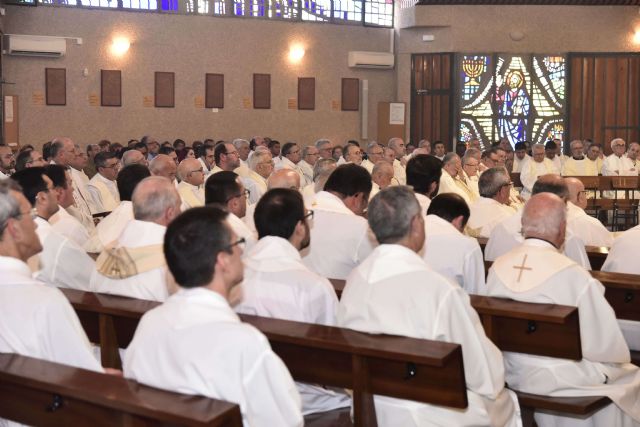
{"left": 478, "top": 167, "right": 510, "bottom": 198}
{"left": 366, "top": 141, "right": 380, "bottom": 152}
{"left": 442, "top": 152, "right": 459, "bottom": 166}
{"left": 232, "top": 138, "right": 250, "bottom": 150}
{"left": 313, "top": 158, "right": 337, "bottom": 192}
{"left": 132, "top": 176, "right": 181, "bottom": 223}
{"left": 315, "top": 139, "right": 332, "bottom": 150}
{"left": 521, "top": 192, "right": 566, "bottom": 246}
{"left": 0, "top": 179, "right": 22, "bottom": 238}
{"left": 122, "top": 149, "right": 147, "bottom": 167}
{"left": 248, "top": 147, "right": 271, "bottom": 171}
{"left": 368, "top": 186, "right": 421, "bottom": 244}
{"left": 531, "top": 174, "right": 569, "bottom": 201}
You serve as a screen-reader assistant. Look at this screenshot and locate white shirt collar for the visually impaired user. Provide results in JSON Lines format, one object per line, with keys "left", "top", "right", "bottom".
{"left": 314, "top": 191, "right": 354, "bottom": 215}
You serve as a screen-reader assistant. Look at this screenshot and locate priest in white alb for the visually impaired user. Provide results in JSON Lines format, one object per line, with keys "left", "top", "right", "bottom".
{"left": 235, "top": 188, "right": 351, "bottom": 415}
{"left": 301, "top": 164, "right": 376, "bottom": 279}
{"left": 91, "top": 177, "right": 181, "bottom": 301}
{"left": 512, "top": 142, "right": 531, "bottom": 173}
{"left": 124, "top": 206, "right": 303, "bottom": 427}
{"left": 438, "top": 153, "right": 474, "bottom": 205}
{"left": 565, "top": 177, "right": 613, "bottom": 247}
{"left": 243, "top": 147, "right": 272, "bottom": 205}
{"left": 406, "top": 154, "right": 442, "bottom": 215}
{"left": 467, "top": 167, "right": 516, "bottom": 238}
{"left": 176, "top": 158, "right": 205, "bottom": 210}
{"left": 562, "top": 140, "right": 599, "bottom": 176}
{"left": 338, "top": 186, "right": 521, "bottom": 427}
{"left": 487, "top": 192, "right": 640, "bottom": 427}
{"left": 12, "top": 167, "right": 95, "bottom": 291}
{"left": 422, "top": 193, "right": 486, "bottom": 295}
{"left": 87, "top": 151, "right": 121, "bottom": 214}
{"left": 601, "top": 224, "right": 640, "bottom": 352}
{"left": 519, "top": 143, "right": 559, "bottom": 199}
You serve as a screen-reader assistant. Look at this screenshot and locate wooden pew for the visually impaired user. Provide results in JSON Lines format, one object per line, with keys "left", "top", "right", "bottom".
{"left": 60, "top": 288, "right": 468, "bottom": 427}
{"left": 469, "top": 295, "right": 611, "bottom": 426}
{"left": 0, "top": 353, "right": 242, "bottom": 426}
{"left": 476, "top": 237, "right": 610, "bottom": 271}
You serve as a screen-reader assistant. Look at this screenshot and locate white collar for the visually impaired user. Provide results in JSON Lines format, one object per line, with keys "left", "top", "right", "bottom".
{"left": 244, "top": 236, "right": 304, "bottom": 272}
{"left": 0, "top": 256, "right": 38, "bottom": 285}
{"left": 426, "top": 214, "right": 461, "bottom": 236}
{"left": 314, "top": 191, "right": 354, "bottom": 215}
{"left": 364, "top": 244, "right": 427, "bottom": 283}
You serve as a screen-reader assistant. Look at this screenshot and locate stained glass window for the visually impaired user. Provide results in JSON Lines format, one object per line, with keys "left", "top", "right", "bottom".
{"left": 333, "top": 0, "right": 362, "bottom": 22}
{"left": 458, "top": 54, "right": 565, "bottom": 150}
{"left": 364, "top": 0, "right": 393, "bottom": 26}
{"left": 301, "top": 0, "right": 331, "bottom": 21}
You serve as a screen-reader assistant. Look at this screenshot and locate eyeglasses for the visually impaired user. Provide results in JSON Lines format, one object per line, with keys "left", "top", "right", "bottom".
{"left": 0, "top": 208, "right": 38, "bottom": 234}
{"left": 225, "top": 189, "right": 250, "bottom": 203}
{"left": 259, "top": 161, "right": 275, "bottom": 167}
{"left": 188, "top": 168, "right": 204, "bottom": 175}
{"left": 224, "top": 150, "right": 239, "bottom": 156}
{"left": 102, "top": 163, "right": 120, "bottom": 169}
{"left": 502, "top": 182, "right": 514, "bottom": 188}
{"left": 224, "top": 237, "right": 246, "bottom": 253}
{"left": 303, "top": 210, "right": 314, "bottom": 221}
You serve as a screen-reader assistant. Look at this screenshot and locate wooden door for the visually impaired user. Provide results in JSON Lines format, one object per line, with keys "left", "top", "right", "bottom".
{"left": 411, "top": 53, "right": 454, "bottom": 149}
{"left": 568, "top": 54, "right": 640, "bottom": 154}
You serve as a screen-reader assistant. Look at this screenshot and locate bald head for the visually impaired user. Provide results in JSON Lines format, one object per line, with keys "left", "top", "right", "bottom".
{"left": 122, "top": 149, "right": 148, "bottom": 167}
{"left": 132, "top": 176, "right": 182, "bottom": 226}
{"left": 177, "top": 158, "right": 204, "bottom": 186}
{"left": 521, "top": 193, "right": 566, "bottom": 248}
{"left": 565, "top": 177, "right": 587, "bottom": 209}
{"left": 267, "top": 169, "right": 300, "bottom": 191}
{"left": 149, "top": 154, "right": 177, "bottom": 182}
{"left": 532, "top": 174, "right": 569, "bottom": 201}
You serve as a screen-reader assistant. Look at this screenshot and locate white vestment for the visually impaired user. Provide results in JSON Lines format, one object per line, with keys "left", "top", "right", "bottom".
{"left": 422, "top": 214, "right": 486, "bottom": 295}
{"left": 69, "top": 166, "right": 97, "bottom": 217}
{"left": 297, "top": 159, "right": 314, "bottom": 187}
{"left": 228, "top": 212, "right": 257, "bottom": 254}
{"left": 566, "top": 202, "right": 613, "bottom": 247}
{"left": 87, "top": 173, "right": 120, "bottom": 214}
{"left": 338, "top": 244, "right": 521, "bottom": 427}
{"left": 485, "top": 208, "right": 591, "bottom": 269}
{"left": 392, "top": 159, "right": 406, "bottom": 185}
{"left": 90, "top": 220, "right": 170, "bottom": 302}
{"left": 438, "top": 170, "right": 472, "bottom": 205}
{"left": 0, "top": 170, "right": 8, "bottom": 180}
{"left": 242, "top": 170, "right": 268, "bottom": 205}
{"left": 301, "top": 191, "right": 376, "bottom": 279}
{"left": 562, "top": 157, "right": 599, "bottom": 176}
{"left": 361, "top": 158, "right": 375, "bottom": 174}
{"left": 468, "top": 197, "right": 515, "bottom": 238}
{"left": 519, "top": 158, "right": 560, "bottom": 199}
{"left": 49, "top": 205, "right": 103, "bottom": 253}
{"left": 602, "top": 224, "right": 640, "bottom": 351}
{"left": 487, "top": 239, "right": 640, "bottom": 427}
{"left": 124, "top": 287, "right": 303, "bottom": 427}
{"left": 95, "top": 201, "right": 134, "bottom": 246}
{"left": 513, "top": 154, "right": 531, "bottom": 173}
{"left": 177, "top": 180, "right": 204, "bottom": 210}
{"left": 603, "top": 154, "right": 637, "bottom": 177}
{"left": 414, "top": 193, "right": 431, "bottom": 216}
{"left": 0, "top": 256, "right": 102, "bottom": 371}
{"left": 275, "top": 156, "right": 305, "bottom": 183}
{"left": 235, "top": 236, "right": 351, "bottom": 415}
{"left": 32, "top": 217, "right": 94, "bottom": 291}
{"left": 234, "top": 159, "right": 250, "bottom": 178}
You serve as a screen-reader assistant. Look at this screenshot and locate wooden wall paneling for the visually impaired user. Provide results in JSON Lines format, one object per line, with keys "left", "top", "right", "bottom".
{"left": 253, "top": 74, "right": 271, "bottom": 109}
{"left": 101, "top": 70, "right": 121, "bottom": 107}
{"left": 616, "top": 58, "right": 629, "bottom": 141}
{"left": 154, "top": 72, "right": 175, "bottom": 108}
{"left": 45, "top": 68, "right": 66, "bottom": 106}
{"left": 205, "top": 73, "right": 224, "bottom": 108}
{"left": 593, "top": 58, "right": 606, "bottom": 145}
{"left": 297, "top": 77, "right": 315, "bottom": 110}
{"left": 629, "top": 58, "right": 640, "bottom": 142}
{"left": 604, "top": 58, "right": 618, "bottom": 150}
{"left": 582, "top": 58, "right": 594, "bottom": 140}
{"left": 568, "top": 57, "right": 582, "bottom": 140}
{"left": 341, "top": 78, "right": 359, "bottom": 111}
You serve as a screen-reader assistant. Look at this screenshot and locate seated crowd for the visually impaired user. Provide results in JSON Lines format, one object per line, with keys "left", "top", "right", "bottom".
{"left": 1, "top": 133, "right": 640, "bottom": 427}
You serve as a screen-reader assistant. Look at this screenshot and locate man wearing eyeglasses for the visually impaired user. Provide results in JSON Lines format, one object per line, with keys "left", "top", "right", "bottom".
{"left": 562, "top": 140, "right": 599, "bottom": 176}
{"left": 205, "top": 171, "right": 257, "bottom": 253}
{"left": 276, "top": 142, "right": 305, "bottom": 184}
{"left": 360, "top": 142, "right": 384, "bottom": 174}
{"left": 177, "top": 158, "right": 205, "bottom": 210}
{"left": 298, "top": 145, "right": 319, "bottom": 187}
{"left": 87, "top": 151, "right": 121, "bottom": 214}
{"left": 244, "top": 148, "right": 273, "bottom": 205}
{"left": 603, "top": 138, "right": 635, "bottom": 177}
{"left": 565, "top": 177, "right": 614, "bottom": 248}
{"left": 467, "top": 167, "right": 516, "bottom": 239}
{"left": 315, "top": 139, "right": 334, "bottom": 160}
{"left": 388, "top": 137, "right": 407, "bottom": 185}
{"left": 11, "top": 167, "right": 95, "bottom": 291}
{"left": 15, "top": 149, "right": 46, "bottom": 172}
{"left": 0, "top": 145, "right": 15, "bottom": 179}
{"left": 342, "top": 144, "right": 363, "bottom": 166}
{"left": 208, "top": 142, "right": 241, "bottom": 177}
{"left": 236, "top": 188, "right": 351, "bottom": 416}
{"left": 124, "top": 206, "right": 303, "bottom": 427}
{"left": 92, "top": 177, "right": 182, "bottom": 302}
{"left": 0, "top": 179, "right": 105, "bottom": 389}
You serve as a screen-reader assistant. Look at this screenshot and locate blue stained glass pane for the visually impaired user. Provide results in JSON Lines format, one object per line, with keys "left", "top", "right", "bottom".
{"left": 161, "top": 0, "right": 177, "bottom": 10}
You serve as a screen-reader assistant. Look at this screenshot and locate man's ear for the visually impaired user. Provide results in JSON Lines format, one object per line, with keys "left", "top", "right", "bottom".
{"left": 450, "top": 215, "right": 465, "bottom": 232}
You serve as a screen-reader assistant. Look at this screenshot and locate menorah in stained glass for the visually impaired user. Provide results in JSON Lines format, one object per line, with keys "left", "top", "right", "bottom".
{"left": 463, "top": 57, "right": 485, "bottom": 86}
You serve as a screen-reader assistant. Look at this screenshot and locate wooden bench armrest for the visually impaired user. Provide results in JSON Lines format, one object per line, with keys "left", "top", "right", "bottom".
{"left": 515, "top": 390, "right": 611, "bottom": 416}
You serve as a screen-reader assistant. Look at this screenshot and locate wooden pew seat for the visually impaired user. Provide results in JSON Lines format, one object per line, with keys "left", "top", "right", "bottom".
{"left": 0, "top": 353, "right": 242, "bottom": 426}
{"left": 60, "top": 288, "right": 468, "bottom": 427}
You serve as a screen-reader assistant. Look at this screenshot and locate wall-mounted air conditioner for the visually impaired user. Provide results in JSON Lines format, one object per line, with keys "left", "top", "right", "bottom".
{"left": 348, "top": 51, "right": 394, "bottom": 70}
{"left": 6, "top": 35, "right": 66, "bottom": 58}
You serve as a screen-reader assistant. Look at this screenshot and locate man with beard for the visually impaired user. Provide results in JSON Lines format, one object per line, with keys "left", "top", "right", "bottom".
{"left": 0, "top": 145, "right": 15, "bottom": 179}
{"left": 235, "top": 188, "right": 351, "bottom": 416}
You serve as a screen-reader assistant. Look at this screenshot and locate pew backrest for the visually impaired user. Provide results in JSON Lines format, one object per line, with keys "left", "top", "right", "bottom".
{"left": 0, "top": 353, "right": 242, "bottom": 427}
